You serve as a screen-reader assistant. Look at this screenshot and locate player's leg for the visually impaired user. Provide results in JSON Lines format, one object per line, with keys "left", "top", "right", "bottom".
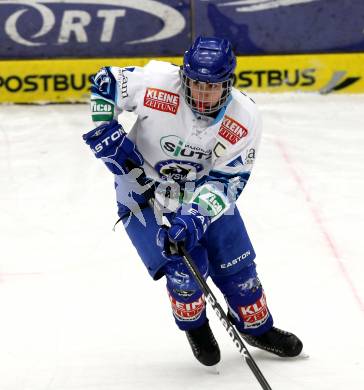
{"left": 205, "top": 206, "right": 303, "bottom": 357}
{"left": 122, "top": 205, "right": 169, "bottom": 280}
{"left": 163, "top": 245, "right": 208, "bottom": 330}
{"left": 162, "top": 245, "right": 220, "bottom": 366}
{"left": 122, "top": 207, "right": 220, "bottom": 365}
{"left": 213, "top": 263, "right": 274, "bottom": 335}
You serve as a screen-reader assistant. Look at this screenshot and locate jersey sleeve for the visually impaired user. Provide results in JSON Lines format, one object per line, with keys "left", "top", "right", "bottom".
{"left": 90, "top": 65, "right": 145, "bottom": 126}
{"left": 188, "top": 105, "right": 262, "bottom": 222}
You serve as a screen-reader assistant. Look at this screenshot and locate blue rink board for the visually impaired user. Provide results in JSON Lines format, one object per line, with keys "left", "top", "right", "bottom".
{"left": 0, "top": 0, "right": 363, "bottom": 58}
{"left": 195, "top": 0, "right": 364, "bottom": 54}
{"left": 0, "top": 0, "right": 190, "bottom": 59}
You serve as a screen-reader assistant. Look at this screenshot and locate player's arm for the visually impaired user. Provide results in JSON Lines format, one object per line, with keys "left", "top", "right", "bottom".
{"left": 83, "top": 66, "right": 146, "bottom": 173}
{"left": 90, "top": 65, "right": 144, "bottom": 126}
{"left": 83, "top": 66, "right": 150, "bottom": 222}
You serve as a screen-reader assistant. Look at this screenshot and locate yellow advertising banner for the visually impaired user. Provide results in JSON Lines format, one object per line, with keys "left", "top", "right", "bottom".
{"left": 235, "top": 53, "right": 364, "bottom": 94}
{"left": 0, "top": 53, "right": 363, "bottom": 103}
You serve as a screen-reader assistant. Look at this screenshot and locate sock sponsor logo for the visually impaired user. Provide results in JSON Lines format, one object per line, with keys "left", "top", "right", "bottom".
{"left": 168, "top": 293, "right": 205, "bottom": 321}
{"left": 144, "top": 88, "right": 180, "bottom": 114}
{"left": 218, "top": 116, "right": 248, "bottom": 145}
{"left": 239, "top": 293, "right": 269, "bottom": 330}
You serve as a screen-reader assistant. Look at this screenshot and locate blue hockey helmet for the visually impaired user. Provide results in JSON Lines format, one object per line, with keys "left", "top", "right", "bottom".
{"left": 183, "top": 36, "right": 236, "bottom": 83}
{"left": 181, "top": 36, "right": 236, "bottom": 114}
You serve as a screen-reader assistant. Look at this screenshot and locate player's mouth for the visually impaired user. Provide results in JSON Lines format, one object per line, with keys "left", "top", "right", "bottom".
{"left": 195, "top": 101, "right": 215, "bottom": 112}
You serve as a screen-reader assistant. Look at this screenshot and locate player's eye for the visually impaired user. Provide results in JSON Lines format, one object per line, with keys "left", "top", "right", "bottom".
{"left": 211, "top": 83, "right": 222, "bottom": 89}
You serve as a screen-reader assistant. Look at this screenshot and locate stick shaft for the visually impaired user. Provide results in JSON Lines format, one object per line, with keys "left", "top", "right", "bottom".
{"left": 179, "top": 245, "right": 272, "bottom": 390}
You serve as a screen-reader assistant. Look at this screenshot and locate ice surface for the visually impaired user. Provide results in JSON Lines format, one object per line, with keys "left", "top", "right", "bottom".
{"left": 0, "top": 94, "right": 363, "bottom": 390}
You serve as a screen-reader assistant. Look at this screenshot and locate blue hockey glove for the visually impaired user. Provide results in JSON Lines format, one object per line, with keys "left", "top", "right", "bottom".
{"left": 157, "top": 204, "right": 211, "bottom": 260}
{"left": 82, "top": 120, "right": 143, "bottom": 174}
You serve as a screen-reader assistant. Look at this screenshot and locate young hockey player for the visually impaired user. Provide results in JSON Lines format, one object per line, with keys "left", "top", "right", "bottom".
{"left": 83, "top": 36, "right": 303, "bottom": 366}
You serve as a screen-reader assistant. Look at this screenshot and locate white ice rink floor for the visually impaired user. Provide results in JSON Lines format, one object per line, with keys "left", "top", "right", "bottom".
{"left": 0, "top": 94, "right": 363, "bottom": 390}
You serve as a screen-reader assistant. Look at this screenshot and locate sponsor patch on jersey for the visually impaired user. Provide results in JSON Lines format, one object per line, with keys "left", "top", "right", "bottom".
{"left": 160, "top": 135, "right": 211, "bottom": 160}
{"left": 218, "top": 116, "right": 248, "bottom": 145}
{"left": 91, "top": 98, "right": 114, "bottom": 121}
{"left": 144, "top": 88, "right": 180, "bottom": 115}
{"left": 155, "top": 160, "right": 203, "bottom": 182}
{"left": 192, "top": 185, "right": 227, "bottom": 218}
{"left": 168, "top": 293, "right": 205, "bottom": 321}
{"left": 238, "top": 293, "right": 269, "bottom": 330}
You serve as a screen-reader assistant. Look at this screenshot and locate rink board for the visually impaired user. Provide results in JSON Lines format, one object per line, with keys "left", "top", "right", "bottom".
{"left": 0, "top": 53, "right": 363, "bottom": 103}
{"left": 1, "top": 1, "right": 364, "bottom": 58}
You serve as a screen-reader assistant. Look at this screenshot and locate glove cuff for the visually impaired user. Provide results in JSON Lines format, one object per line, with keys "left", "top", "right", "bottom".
{"left": 179, "top": 203, "right": 211, "bottom": 234}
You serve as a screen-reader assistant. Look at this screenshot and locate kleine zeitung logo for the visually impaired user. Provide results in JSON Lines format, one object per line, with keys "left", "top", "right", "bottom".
{"left": 218, "top": 116, "right": 248, "bottom": 145}
{"left": 144, "top": 88, "right": 180, "bottom": 115}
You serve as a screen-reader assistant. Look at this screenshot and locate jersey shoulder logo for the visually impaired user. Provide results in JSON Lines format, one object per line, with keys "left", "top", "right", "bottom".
{"left": 218, "top": 115, "right": 248, "bottom": 145}
{"left": 91, "top": 67, "right": 116, "bottom": 100}
{"left": 144, "top": 88, "right": 180, "bottom": 115}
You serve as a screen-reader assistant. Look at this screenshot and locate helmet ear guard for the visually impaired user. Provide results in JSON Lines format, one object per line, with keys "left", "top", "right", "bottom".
{"left": 181, "top": 36, "right": 237, "bottom": 114}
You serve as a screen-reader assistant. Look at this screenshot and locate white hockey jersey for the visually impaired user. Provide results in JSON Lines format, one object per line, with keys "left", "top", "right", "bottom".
{"left": 90, "top": 60, "right": 262, "bottom": 221}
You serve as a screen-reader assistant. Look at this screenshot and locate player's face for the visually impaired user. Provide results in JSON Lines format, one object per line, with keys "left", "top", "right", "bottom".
{"left": 189, "top": 80, "right": 223, "bottom": 113}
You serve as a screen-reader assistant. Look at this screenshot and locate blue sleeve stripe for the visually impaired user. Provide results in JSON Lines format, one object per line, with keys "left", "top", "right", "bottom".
{"left": 196, "top": 171, "right": 251, "bottom": 201}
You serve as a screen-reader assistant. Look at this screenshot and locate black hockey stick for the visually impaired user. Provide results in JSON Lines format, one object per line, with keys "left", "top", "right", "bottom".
{"left": 122, "top": 161, "right": 272, "bottom": 389}
{"left": 176, "top": 242, "right": 272, "bottom": 390}
{"left": 147, "top": 194, "right": 272, "bottom": 389}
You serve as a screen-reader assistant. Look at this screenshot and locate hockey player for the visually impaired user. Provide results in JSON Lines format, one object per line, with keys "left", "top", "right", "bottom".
{"left": 83, "top": 36, "right": 303, "bottom": 366}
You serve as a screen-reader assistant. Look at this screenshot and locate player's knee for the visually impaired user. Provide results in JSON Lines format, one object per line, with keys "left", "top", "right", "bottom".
{"left": 214, "top": 264, "right": 273, "bottom": 335}
{"left": 214, "top": 263, "right": 260, "bottom": 297}
{"left": 163, "top": 245, "right": 208, "bottom": 294}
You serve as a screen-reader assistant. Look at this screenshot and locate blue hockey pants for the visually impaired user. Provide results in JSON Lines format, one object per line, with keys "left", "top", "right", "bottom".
{"left": 123, "top": 205, "right": 273, "bottom": 336}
